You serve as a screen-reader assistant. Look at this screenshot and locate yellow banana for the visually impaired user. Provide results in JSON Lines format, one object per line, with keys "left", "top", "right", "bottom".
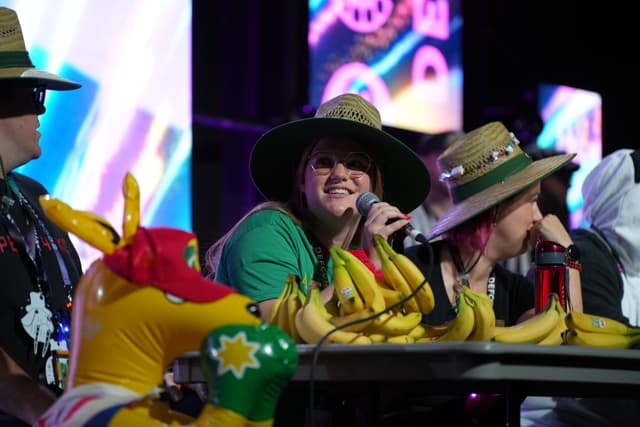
{"left": 493, "top": 294, "right": 559, "bottom": 344}
{"left": 329, "top": 307, "right": 375, "bottom": 332}
{"left": 407, "top": 324, "right": 426, "bottom": 339}
{"left": 294, "top": 288, "right": 372, "bottom": 345}
{"left": 562, "top": 328, "right": 640, "bottom": 349}
{"left": 419, "top": 322, "right": 451, "bottom": 339}
{"left": 492, "top": 325, "right": 507, "bottom": 338}
{"left": 331, "top": 245, "right": 385, "bottom": 313}
{"left": 377, "top": 284, "right": 409, "bottom": 309}
{"left": 431, "top": 287, "right": 475, "bottom": 342}
{"left": 268, "top": 274, "right": 294, "bottom": 325}
{"left": 386, "top": 334, "right": 415, "bottom": 344}
{"left": 329, "top": 246, "right": 365, "bottom": 315}
{"left": 564, "top": 311, "right": 640, "bottom": 336}
{"left": 285, "top": 286, "right": 304, "bottom": 343}
{"left": 538, "top": 297, "right": 567, "bottom": 345}
{"left": 366, "top": 333, "right": 387, "bottom": 343}
{"left": 376, "top": 235, "right": 435, "bottom": 315}
{"left": 462, "top": 286, "right": 496, "bottom": 342}
{"left": 372, "top": 235, "right": 420, "bottom": 313}
{"left": 366, "top": 311, "right": 423, "bottom": 336}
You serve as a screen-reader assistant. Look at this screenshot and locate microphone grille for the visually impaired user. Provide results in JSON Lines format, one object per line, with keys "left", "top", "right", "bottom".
{"left": 356, "top": 192, "right": 380, "bottom": 216}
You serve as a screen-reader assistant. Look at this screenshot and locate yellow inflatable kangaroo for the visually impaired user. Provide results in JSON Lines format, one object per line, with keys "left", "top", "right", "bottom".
{"left": 36, "top": 173, "right": 298, "bottom": 426}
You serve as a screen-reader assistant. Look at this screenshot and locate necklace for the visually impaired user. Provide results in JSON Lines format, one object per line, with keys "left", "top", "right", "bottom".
{"left": 450, "top": 245, "right": 482, "bottom": 286}
{"left": 450, "top": 245, "right": 495, "bottom": 302}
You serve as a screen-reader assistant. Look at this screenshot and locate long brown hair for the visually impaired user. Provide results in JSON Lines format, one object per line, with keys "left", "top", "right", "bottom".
{"left": 203, "top": 139, "right": 384, "bottom": 279}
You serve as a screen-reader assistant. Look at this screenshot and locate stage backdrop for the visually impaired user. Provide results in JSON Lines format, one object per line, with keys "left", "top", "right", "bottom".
{"left": 7, "top": 0, "right": 192, "bottom": 270}
{"left": 309, "top": 0, "right": 462, "bottom": 134}
{"left": 537, "top": 82, "right": 602, "bottom": 228}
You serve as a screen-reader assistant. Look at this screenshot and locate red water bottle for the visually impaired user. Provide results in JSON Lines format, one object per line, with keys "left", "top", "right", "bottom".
{"left": 534, "top": 241, "right": 568, "bottom": 312}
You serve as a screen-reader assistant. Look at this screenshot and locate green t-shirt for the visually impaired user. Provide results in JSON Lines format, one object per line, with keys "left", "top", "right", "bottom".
{"left": 215, "top": 209, "right": 334, "bottom": 302}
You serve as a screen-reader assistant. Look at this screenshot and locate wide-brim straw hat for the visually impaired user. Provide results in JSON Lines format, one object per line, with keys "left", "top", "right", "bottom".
{"left": 0, "top": 7, "right": 80, "bottom": 90}
{"left": 427, "top": 121, "right": 576, "bottom": 240}
{"left": 250, "top": 93, "right": 430, "bottom": 213}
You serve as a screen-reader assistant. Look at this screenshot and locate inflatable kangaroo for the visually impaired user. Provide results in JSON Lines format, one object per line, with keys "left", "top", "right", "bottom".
{"left": 36, "top": 173, "right": 298, "bottom": 426}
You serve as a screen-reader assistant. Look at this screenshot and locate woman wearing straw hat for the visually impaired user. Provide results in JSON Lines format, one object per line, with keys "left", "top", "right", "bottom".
{"left": 203, "top": 91, "right": 429, "bottom": 425}
{"left": 204, "top": 92, "right": 430, "bottom": 319}
{"left": 396, "top": 121, "right": 583, "bottom": 427}
{"left": 406, "top": 121, "right": 582, "bottom": 327}
{"left": 0, "top": 7, "right": 83, "bottom": 426}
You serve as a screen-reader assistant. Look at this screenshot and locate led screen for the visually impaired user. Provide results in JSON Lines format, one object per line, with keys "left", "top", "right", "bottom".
{"left": 309, "top": 0, "right": 462, "bottom": 134}
{"left": 7, "top": 0, "right": 192, "bottom": 270}
{"left": 537, "top": 83, "right": 602, "bottom": 228}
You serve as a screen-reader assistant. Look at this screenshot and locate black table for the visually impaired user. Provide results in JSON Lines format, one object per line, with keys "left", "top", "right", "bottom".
{"left": 173, "top": 342, "right": 640, "bottom": 426}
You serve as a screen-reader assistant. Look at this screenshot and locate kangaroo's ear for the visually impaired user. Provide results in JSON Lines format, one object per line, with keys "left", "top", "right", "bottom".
{"left": 122, "top": 172, "right": 140, "bottom": 245}
{"left": 39, "top": 195, "right": 121, "bottom": 255}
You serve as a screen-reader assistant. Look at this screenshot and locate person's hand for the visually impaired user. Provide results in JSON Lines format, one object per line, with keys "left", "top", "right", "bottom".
{"left": 530, "top": 214, "right": 573, "bottom": 248}
{"left": 360, "top": 201, "right": 409, "bottom": 268}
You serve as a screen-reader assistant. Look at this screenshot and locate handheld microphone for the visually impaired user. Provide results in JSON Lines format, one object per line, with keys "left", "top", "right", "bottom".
{"left": 356, "top": 192, "right": 428, "bottom": 244}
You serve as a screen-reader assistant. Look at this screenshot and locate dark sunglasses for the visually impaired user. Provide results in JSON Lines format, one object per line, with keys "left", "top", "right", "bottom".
{"left": 0, "top": 83, "right": 46, "bottom": 116}
{"left": 307, "top": 151, "right": 373, "bottom": 177}
{"left": 32, "top": 85, "right": 46, "bottom": 112}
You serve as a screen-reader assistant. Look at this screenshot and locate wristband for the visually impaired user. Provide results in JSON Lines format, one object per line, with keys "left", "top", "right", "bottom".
{"left": 567, "top": 260, "right": 582, "bottom": 272}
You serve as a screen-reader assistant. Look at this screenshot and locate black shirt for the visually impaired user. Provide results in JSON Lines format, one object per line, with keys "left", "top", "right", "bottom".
{"left": 405, "top": 240, "right": 535, "bottom": 326}
{"left": 0, "top": 173, "right": 82, "bottom": 386}
{"left": 571, "top": 228, "right": 628, "bottom": 325}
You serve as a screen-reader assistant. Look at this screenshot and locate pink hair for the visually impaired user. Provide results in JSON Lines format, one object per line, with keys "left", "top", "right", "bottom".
{"left": 446, "top": 208, "right": 496, "bottom": 252}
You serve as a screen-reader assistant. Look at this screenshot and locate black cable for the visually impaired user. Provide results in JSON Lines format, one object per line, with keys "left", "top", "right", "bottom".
{"left": 308, "top": 241, "right": 434, "bottom": 427}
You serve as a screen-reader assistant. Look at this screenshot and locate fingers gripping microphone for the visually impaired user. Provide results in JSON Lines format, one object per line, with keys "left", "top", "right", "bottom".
{"left": 356, "top": 192, "right": 428, "bottom": 244}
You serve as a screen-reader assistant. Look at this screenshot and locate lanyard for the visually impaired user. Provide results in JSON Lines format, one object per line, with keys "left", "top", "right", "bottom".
{"left": 312, "top": 243, "right": 330, "bottom": 289}
{"left": 450, "top": 245, "right": 496, "bottom": 302}
{"left": 307, "top": 231, "right": 330, "bottom": 289}
{"left": 3, "top": 175, "right": 73, "bottom": 304}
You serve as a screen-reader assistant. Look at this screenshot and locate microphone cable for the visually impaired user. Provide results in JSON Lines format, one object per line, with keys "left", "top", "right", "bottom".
{"left": 307, "top": 241, "right": 434, "bottom": 427}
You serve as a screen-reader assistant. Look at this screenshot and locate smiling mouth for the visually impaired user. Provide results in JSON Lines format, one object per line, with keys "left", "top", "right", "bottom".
{"left": 326, "top": 188, "right": 352, "bottom": 195}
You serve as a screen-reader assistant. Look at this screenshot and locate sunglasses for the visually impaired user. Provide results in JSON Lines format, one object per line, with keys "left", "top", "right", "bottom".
{"left": 32, "top": 85, "right": 46, "bottom": 112}
{"left": 307, "top": 151, "right": 373, "bottom": 177}
{"left": 0, "top": 84, "right": 46, "bottom": 116}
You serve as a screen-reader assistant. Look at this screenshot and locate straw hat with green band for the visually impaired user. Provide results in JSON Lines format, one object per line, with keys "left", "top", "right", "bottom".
{"left": 250, "top": 93, "right": 431, "bottom": 213}
{"left": 0, "top": 7, "right": 80, "bottom": 90}
{"left": 427, "top": 121, "right": 576, "bottom": 240}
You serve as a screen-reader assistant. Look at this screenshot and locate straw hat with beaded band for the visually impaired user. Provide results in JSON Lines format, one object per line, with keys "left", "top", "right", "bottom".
{"left": 0, "top": 7, "right": 80, "bottom": 90}
{"left": 250, "top": 93, "right": 430, "bottom": 213}
{"left": 427, "top": 121, "right": 576, "bottom": 240}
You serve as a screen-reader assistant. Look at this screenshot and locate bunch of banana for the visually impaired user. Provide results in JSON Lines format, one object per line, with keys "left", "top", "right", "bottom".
{"left": 418, "top": 284, "right": 475, "bottom": 342}
{"left": 537, "top": 295, "right": 567, "bottom": 345}
{"left": 266, "top": 274, "right": 305, "bottom": 343}
{"left": 373, "top": 235, "right": 435, "bottom": 315}
{"left": 372, "top": 235, "right": 420, "bottom": 313}
{"left": 461, "top": 285, "right": 496, "bottom": 341}
{"left": 493, "top": 293, "right": 562, "bottom": 344}
{"left": 322, "top": 244, "right": 423, "bottom": 343}
{"left": 294, "top": 287, "right": 372, "bottom": 344}
{"left": 562, "top": 311, "right": 640, "bottom": 349}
